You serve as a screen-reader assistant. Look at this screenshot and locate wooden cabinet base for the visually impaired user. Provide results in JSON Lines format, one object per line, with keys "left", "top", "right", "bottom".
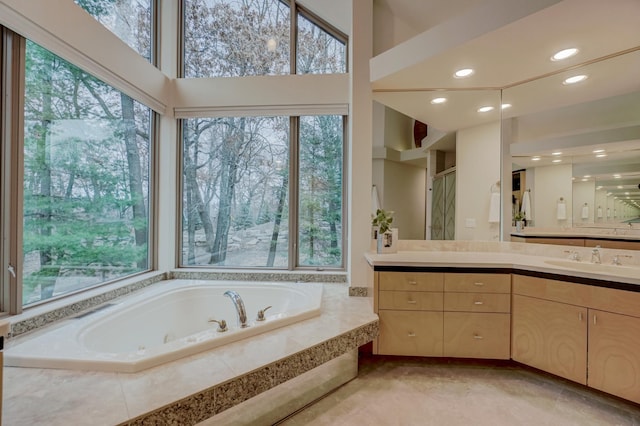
{"left": 378, "top": 311, "right": 443, "bottom": 357}
{"left": 444, "top": 312, "right": 510, "bottom": 359}
{"left": 588, "top": 310, "right": 640, "bottom": 404}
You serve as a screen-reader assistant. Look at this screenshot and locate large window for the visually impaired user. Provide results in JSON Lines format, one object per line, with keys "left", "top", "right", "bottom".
{"left": 183, "top": 0, "right": 346, "bottom": 77}
{"left": 75, "top": 0, "right": 154, "bottom": 62}
{"left": 181, "top": 115, "right": 344, "bottom": 269}
{"left": 22, "top": 41, "right": 152, "bottom": 306}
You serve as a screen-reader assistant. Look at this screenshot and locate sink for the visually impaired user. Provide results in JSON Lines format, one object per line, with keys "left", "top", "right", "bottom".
{"left": 544, "top": 259, "right": 640, "bottom": 278}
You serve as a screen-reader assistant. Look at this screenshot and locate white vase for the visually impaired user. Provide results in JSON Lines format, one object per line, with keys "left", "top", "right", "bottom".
{"left": 376, "top": 228, "right": 398, "bottom": 254}
{"left": 515, "top": 221, "right": 524, "bottom": 233}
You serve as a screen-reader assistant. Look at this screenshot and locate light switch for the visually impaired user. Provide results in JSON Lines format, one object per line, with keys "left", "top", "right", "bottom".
{"left": 465, "top": 218, "right": 476, "bottom": 228}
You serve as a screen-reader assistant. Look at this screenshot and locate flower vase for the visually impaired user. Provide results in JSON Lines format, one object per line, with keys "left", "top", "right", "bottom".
{"left": 515, "top": 221, "right": 524, "bottom": 233}
{"left": 376, "top": 228, "right": 398, "bottom": 254}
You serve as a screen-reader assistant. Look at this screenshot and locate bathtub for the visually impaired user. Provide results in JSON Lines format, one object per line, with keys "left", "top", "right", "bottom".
{"left": 5, "top": 280, "right": 323, "bottom": 373}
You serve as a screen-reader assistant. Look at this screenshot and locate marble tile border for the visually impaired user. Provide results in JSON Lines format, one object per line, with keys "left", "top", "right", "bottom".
{"left": 348, "top": 286, "right": 369, "bottom": 297}
{"left": 122, "top": 320, "right": 378, "bottom": 426}
{"left": 169, "top": 270, "right": 348, "bottom": 283}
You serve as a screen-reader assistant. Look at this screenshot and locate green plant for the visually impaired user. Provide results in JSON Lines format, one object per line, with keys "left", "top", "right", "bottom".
{"left": 372, "top": 208, "right": 394, "bottom": 234}
{"left": 514, "top": 211, "right": 525, "bottom": 221}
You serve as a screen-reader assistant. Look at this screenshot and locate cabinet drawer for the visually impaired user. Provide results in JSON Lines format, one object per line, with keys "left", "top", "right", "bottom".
{"left": 444, "top": 312, "right": 510, "bottom": 359}
{"left": 379, "top": 272, "right": 444, "bottom": 292}
{"left": 379, "top": 291, "right": 443, "bottom": 311}
{"left": 512, "top": 275, "right": 592, "bottom": 306}
{"left": 444, "top": 273, "right": 510, "bottom": 293}
{"left": 444, "top": 292, "right": 510, "bottom": 313}
{"left": 378, "top": 311, "right": 443, "bottom": 356}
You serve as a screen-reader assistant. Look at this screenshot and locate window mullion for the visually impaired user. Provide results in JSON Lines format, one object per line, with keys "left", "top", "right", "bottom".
{"left": 289, "top": 116, "right": 299, "bottom": 270}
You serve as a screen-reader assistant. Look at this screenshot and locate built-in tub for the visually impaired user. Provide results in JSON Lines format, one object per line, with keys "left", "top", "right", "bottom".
{"left": 5, "top": 280, "right": 323, "bottom": 373}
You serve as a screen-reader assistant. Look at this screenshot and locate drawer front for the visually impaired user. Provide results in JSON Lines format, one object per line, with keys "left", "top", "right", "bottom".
{"left": 378, "top": 311, "right": 443, "bottom": 357}
{"left": 379, "top": 291, "right": 443, "bottom": 311}
{"left": 512, "top": 275, "right": 592, "bottom": 306}
{"left": 443, "top": 312, "right": 511, "bottom": 359}
{"left": 444, "top": 273, "right": 510, "bottom": 293}
{"left": 444, "top": 292, "right": 511, "bottom": 313}
{"left": 379, "top": 272, "right": 444, "bottom": 292}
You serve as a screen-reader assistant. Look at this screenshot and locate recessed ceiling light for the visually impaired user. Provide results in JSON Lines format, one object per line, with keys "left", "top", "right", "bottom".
{"left": 614, "top": 174, "right": 621, "bottom": 178}
{"left": 454, "top": 68, "right": 474, "bottom": 78}
{"left": 501, "top": 103, "right": 512, "bottom": 109}
{"left": 563, "top": 75, "right": 588, "bottom": 85}
{"left": 552, "top": 152, "right": 562, "bottom": 156}
{"left": 625, "top": 192, "right": 630, "bottom": 195}
{"left": 618, "top": 186, "right": 624, "bottom": 189}
{"left": 431, "top": 97, "right": 447, "bottom": 105}
{"left": 477, "top": 106, "right": 494, "bottom": 113}
{"left": 531, "top": 156, "right": 541, "bottom": 161}
{"left": 552, "top": 159, "right": 562, "bottom": 163}
{"left": 596, "top": 186, "right": 603, "bottom": 190}
{"left": 592, "top": 149, "right": 605, "bottom": 153}
{"left": 596, "top": 153, "right": 608, "bottom": 158}
{"left": 551, "top": 48, "right": 579, "bottom": 61}
{"left": 583, "top": 175, "right": 591, "bottom": 178}
{"left": 581, "top": 178, "right": 588, "bottom": 182}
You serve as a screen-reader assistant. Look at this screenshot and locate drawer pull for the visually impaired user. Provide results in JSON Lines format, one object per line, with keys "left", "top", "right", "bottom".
{"left": 593, "top": 315, "right": 597, "bottom": 325}
{"left": 579, "top": 312, "right": 583, "bottom": 321}
{"left": 473, "top": 282, "right": 484, "bottom": 286}
{"left": 474, "top": 301, "right": 484, "bottom": 305}
{"left": 408, "top": 280, "right": 417, "bottom": 285}
{"left": 408, "top": 332, "right": 416, "bottom": 337}
{"left": 407, "top": 300, "right": 417, "bottom": 304}
{"left": 473, "top": 335, "right": 484, "bottom": 340}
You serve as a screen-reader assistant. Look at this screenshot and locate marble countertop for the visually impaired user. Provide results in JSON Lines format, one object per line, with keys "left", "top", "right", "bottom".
{"left": 510, "top": 227, "right": 640, "bottom": 241}
{"left": 364, "top": 240, "right": 640, "bottom": 287}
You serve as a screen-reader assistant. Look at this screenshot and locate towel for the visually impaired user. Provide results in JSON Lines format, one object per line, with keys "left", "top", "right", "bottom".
{"left": 557, "top": 201, "right": 567, "bottom": 220}
{"left": 488, "top": 192, "right": 500, "bottom": 223}
{"left": 581, "top": 204, "right": 589, "bottom": 219}
{"left": 521, "top": 191, "right": 532, "bottom": 221}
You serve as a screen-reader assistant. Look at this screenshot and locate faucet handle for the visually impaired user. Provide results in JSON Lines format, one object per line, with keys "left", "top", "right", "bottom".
{"left": 256, "top": 306, "right": 272, "bottom": 321}
{"left": 208, "top": 318, "right": 228, "bottom": 332}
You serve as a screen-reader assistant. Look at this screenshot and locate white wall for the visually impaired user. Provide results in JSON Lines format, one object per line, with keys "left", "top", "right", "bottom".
{"left": 533, "top": 164, "right": 573, "bottom": 228}
{"left": 572, "top": 180, "right": 596, "bottom": 224}
{"left": 382, "top": 161, "right": 426, "bottom": 239}
{"left": 456, "top": 121, "right": 501, "bottom": 241}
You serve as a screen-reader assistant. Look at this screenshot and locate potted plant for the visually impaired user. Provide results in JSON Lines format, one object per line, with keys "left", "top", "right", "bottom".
{"left": 514, "top": 211, "right": 525, "bottom": 232}
{"left": 371, "top": 209, "right": 398, "bottom": 253}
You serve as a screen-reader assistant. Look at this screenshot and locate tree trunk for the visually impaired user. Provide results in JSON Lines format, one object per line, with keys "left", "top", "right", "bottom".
{"left": 267, "top": 172, "right": 288, "bottom": 267}
{"left": 121, "top": 93, "right": 148, "bottom": 268}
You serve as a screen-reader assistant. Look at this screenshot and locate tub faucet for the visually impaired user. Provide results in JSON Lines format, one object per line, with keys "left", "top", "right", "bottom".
{"left": 224, "top": 290, "right": 248, "bottom": 328}
{"left": 591, "top": 245, "right": 601, "bottom": 264}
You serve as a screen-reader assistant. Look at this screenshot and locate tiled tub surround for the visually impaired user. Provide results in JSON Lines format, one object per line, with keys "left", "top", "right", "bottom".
{"left": 3, "top": 282, "right": 377, "bottom": 426}
{"left": 5, "top": 281, "right": 324, "bottom": 373}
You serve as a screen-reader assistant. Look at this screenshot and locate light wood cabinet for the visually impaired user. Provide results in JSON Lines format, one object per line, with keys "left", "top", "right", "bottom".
{"left": 512, "top": 274, "right": 640, "bottom": 402}
{"left": 378, "top": 311, "right": 443, "bottom": 356}
{"left": 588, "top": 309, "right": 640, "bottom": 404}
{"left": 511, "top": 294, "right": 587, "bottom": 384}
{"left": 375, "top": 271, "right": 511, "bottom": 359}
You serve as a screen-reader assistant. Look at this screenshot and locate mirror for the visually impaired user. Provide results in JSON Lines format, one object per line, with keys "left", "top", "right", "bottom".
{"left": 506, "top": 49, "right": 640, "bottom": 234}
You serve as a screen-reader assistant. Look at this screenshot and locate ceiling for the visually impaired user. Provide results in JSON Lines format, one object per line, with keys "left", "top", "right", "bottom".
{"left": 367, "top": 0, "right": 640, "bottom": 208}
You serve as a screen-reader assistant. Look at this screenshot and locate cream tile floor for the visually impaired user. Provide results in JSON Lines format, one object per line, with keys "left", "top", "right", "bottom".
{"left": 279, "top": 355, "right": 640, "bottom": 426}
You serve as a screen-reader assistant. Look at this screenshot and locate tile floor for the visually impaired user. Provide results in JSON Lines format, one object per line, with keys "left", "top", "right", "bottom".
{"left": 278, "top": 355, "right": 640, "bottom": 426}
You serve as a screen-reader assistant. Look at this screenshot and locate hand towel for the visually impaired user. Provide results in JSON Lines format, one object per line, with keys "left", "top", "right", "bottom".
{"left": 557, "top": 201, "right": 567, "bottom": 220}
{"left": 581, "top": 204, "right": 589, "bottom": 219}
{"left": 521, "top": 191, "right": 532, "bottom": 221}
{"left": 488, "top": 192, "right": 500, "bottom": 223}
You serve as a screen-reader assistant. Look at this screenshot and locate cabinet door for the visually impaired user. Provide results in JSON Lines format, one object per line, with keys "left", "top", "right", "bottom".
{"left": 378, "top": 311, "right": 443, "bottom": 357}
{"left": 588, "top": 309, "right": 640, "bottom": 404}
{"left": 512, "top": 295, "right": 587, "bottom": 384}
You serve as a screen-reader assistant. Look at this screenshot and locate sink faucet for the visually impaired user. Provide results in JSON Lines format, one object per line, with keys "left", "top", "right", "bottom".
{"left": 591, "top": 245, "right": 601, "bottom": 264}
{"left": 224, "top": 290, "right": 248, "bottom": 328}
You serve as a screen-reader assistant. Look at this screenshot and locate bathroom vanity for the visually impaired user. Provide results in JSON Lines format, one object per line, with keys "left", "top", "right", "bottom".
{"left": 366, "top": 242, "right": 640, "bottom": 405}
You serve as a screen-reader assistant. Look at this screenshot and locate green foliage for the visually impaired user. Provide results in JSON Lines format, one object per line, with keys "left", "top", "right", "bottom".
{"left": 372, "top": 209, "right": 394, "bottom": 234}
